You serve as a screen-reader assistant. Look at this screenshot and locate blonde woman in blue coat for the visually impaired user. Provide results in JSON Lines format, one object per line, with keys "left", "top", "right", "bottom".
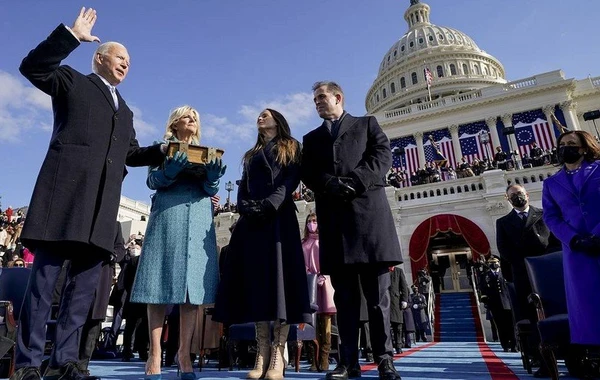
{"left": 131, "top": 105, "right": 226, "bottom": 380}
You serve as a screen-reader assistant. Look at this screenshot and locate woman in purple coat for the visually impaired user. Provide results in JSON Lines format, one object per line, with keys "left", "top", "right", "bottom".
{"left": 542, "top": 130, "right": 600, "bottom": 347}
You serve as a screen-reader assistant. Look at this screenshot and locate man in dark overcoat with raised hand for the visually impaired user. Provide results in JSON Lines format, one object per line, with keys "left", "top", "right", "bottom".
{"left": 301, "top": 81, "right": 403, "bottom": 380}
{"left": 12, "top": 8, "right": 165, "bottom": 380}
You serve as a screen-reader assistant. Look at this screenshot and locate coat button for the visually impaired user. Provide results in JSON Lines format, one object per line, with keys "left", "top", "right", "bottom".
{"left": 113, "top": 135, "right": 117, "bottom": 141}
{"left": 107, "top": 158, "right": 113, "bottom": 164}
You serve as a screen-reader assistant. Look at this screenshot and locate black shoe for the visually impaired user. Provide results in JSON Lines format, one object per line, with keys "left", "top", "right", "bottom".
{"left": 377, "top": 358, "right": 401, "bottom": 380}
{"left": 9, "top": 367, "right": 41, "bottom": 380}
{"left": 365, "top": 353, "right": 374, "bottom": 363}
{"left": 503, "top": 347, "right": 509, "bottom": 352}
{"left": 533, "top": 366, "right": 550, "bottom": 378}
{"left": 56, "top": 362, "right": 101, "bottom": 380}
{"left": 510, "top": 347, "right": 518, "bottom": 353}
{"left": 121, "top": 350, "right": 134, "bottom": 362}
{"left": 325, "top": 363, "right": 362, "bottom": 380}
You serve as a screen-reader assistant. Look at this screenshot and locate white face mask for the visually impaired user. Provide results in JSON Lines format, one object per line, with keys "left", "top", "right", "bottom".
{"left": 131, "top": 249, "right": 141, "bottom": 257}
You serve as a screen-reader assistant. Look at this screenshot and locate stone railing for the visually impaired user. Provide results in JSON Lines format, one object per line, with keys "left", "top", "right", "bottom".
{"left": 505, "top": 76, "right": 537, "bottom": 90}
{"left": 592, "top": 76, "right": 600, "bottom": 87}
{"left": 394, "top": 165, "right": 559, "bottom": 204}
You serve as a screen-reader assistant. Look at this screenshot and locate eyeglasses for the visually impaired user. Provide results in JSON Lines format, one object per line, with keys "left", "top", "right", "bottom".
{"left": 15, "top": 263, "right": 24, "bottom": 267}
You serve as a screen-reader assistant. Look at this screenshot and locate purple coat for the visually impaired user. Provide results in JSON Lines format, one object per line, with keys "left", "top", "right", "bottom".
{"left": 542, "top": 160, "right": 600, "bottom": 345}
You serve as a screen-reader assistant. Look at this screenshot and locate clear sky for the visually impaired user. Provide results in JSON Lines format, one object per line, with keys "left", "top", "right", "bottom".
{"left": 1, "top": 0, "right": 599, "bottom": 209}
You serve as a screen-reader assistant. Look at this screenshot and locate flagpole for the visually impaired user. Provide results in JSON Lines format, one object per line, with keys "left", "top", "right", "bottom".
{"left": 427, "top": 83, "right": 432, "bottom": 103}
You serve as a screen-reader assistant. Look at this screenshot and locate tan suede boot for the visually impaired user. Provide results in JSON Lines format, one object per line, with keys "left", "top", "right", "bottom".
{"left": 247, "top": 322, "right": 271, "bottom": 379}
{"left": 264, "top": 321, "right": 289, "bottom": 380}
{"left": 318, "top": 314, "right": 332, "bottom": 372}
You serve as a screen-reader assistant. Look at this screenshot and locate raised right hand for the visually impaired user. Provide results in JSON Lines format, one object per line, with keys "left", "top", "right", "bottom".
{"left": 71, "top": 7, "right": 100, "bottom": 43}
{"left": 163, "top": 151, "right": 189, "bottom": 180}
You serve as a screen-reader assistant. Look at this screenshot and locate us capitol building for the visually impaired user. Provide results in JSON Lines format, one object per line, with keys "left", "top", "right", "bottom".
{"left": 120, "top": 0, "right": 600, "bottom": 290}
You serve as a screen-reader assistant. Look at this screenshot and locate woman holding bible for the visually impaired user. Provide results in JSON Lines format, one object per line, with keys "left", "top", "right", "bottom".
{"left": 130, "top": 105, "right": 226, "bottom": 380}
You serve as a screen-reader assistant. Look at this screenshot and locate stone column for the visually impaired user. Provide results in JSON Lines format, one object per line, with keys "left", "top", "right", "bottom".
{"left": 485, "top": 117, "right": 501, "bottom": 150}
{"left": 502, "top": 114, "right": 521, "bottom": 169}
{"left": 542, "top": 105, "right": 559, "bottom": 142}
{"left": 448, "top": 124, "right": 462, "bottom": 163}
{"left": 414, "top": 131, "right": 426, "bottom": 167}
{"left": 560, "top": 100, "right": 581, "bottom": 131}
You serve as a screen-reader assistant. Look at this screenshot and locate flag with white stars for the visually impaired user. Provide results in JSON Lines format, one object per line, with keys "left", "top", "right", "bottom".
{"left": 513, "top": 109, "right": 556, "bottom": 157}
{"left": 458, "top": 121, "right": 490, "bottom": 163}
{"left": 422, "top": 128, "right": 456, "bottom": 169}
{"left": 390, "top": 135, "right": 420, "bottom": 186}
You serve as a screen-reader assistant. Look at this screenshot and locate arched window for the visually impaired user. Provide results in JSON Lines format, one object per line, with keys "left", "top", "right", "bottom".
{"left": 391, "top": 82, "right": 396, "bottom": 93}
{"left": 411, "top": 72, "right": 418, "bottom": 85}
{"left": 483, "top": 66, "right": 488, "bottom": 75}
{"left": 383, "top": 88, "right": 387, "bottom": 99}
{"left": 376, "top": 94, "right": 380, "bottom": 102}
{"left": 462, "top": 63, "right": 469, "bottom": 75}
{"left": 450, "top": 64, "right": 457, "bottom": 75}
{"left": 400, "top": 77, "right": 406, "bottom": 88}
{"left": 474, "top": 65, "right": 480, "bottom": 75}
{"left": 437, "top": 65, "right": 444, "bottom": 77}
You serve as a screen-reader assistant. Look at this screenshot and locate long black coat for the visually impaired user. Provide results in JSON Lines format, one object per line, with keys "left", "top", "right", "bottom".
{"left": 19, "top": 25, "right": 164, "bottom": 256}
{"left": 480, "top": 270, "right": 511, "bottom": 311}
{"left": 301, "top": 113, "right": 402, "bottom": 274}
{"left": 496, "top": 205, "right": 560, "bottom": 318}
{"left": 90, "top": 223, "right": 126, "bottom": 320}
{"left": 213, "top": 141, "right": 312, "bottom": 325}
{"left": 390, "top": 267, "right": 409, "bottom": 324}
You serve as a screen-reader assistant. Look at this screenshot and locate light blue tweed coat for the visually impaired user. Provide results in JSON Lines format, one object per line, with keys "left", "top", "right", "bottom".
{"left": 131, "top": 142, "right": 220, "bottom": 305}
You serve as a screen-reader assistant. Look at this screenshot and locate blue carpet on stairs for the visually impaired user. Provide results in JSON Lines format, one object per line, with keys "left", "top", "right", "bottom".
{"left": 438, "top": 293, "right": 478, "bottom": 342}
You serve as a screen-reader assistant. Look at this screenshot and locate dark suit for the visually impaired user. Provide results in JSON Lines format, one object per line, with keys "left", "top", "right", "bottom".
{"left": 389, "top": 267, "right": 409, "bottom": 350}
{"left": 480, "top": 269, "right": 515, "bottom": 350}
{"left": 301, "top": 112, "right": 402, "bottom": 366}
{"left": 495, "top": 206, "right": 559, "bottom": 321}
{"left": 15, "top": 25, "right": 164, "bottom": 371}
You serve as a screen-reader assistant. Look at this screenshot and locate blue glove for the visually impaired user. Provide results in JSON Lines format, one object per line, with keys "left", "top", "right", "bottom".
{"left": 164, "top": 151, "right": 189, "bottom": 179}
{"left": 205, "top": 158, "right": 227, "bottom": 183}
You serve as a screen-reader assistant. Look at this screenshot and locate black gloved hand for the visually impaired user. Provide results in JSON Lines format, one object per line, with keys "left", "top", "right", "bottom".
{"left": 239, "top": 199, "right": 275, "bottom": 219}
{"left": 570, "top": 235, "right": 600, "bottom": 254}
{"left": 324, "top": 177, "right": 356, "bottom": 201}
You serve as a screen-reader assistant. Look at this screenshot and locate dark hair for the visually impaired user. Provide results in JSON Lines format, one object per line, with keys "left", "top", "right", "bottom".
{"left": 556, "top": 130, "right": 600, "bottom": 163}
{"left": 242, "top": 108, "right": 300, "bottom": 167}
{"left": 505, "top": 184, "right": 525, "bottom": 194}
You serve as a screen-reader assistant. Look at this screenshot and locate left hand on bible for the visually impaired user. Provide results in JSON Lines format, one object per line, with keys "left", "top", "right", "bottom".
{"left": 205, "top": 158, "right": 227, "bottom": 183}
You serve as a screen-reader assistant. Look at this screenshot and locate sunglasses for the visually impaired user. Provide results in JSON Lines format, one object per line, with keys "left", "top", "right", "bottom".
{"left": 15, "top": 263, "right": 24, "bottom": 267}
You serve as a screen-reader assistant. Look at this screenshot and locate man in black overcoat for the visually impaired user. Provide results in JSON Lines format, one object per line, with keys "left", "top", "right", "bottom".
{"left": 12, "top": 8, "right": 164, "bottom": 380}
{"left": 479, "top": 257, "right": 516, "bottom": 352}
{"left": 495, "top": 184, "right": 560, "bottom": 376}
{"left": 301, "top": 81, "right": 403, "bottom": 380}
{"left": 389, "top": 266, "right": 409, "bottom": 353}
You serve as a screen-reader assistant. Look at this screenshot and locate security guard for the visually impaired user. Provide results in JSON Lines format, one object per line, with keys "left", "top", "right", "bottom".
{"left": 480, "top": 257, "right": 516, "bottom": 352}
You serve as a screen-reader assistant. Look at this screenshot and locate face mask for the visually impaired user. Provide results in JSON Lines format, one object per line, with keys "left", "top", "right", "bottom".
{"left": 509, "top": 193, "right": 527, "bottom": 208}
{"left": 131, "top": 249, "right": 141, "bottom": 257}
{"left": 307, "top": 221, "right": 318, "bottom": 233}
{"left": 558, "top": 146, "right": 582, "bottom": 164}
{"left": 490, "top": 263, "right": 500, "bottom": 270}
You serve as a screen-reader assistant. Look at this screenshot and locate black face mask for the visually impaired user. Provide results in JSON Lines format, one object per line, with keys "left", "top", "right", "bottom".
{"left": 558, "top": 146, "right": 583, "bottom": 164}
{"left": 490, "top": 263, "right": 500, "bottom": 270}
{"left": 509, "top": 193, "right": 527, "bottom": 208}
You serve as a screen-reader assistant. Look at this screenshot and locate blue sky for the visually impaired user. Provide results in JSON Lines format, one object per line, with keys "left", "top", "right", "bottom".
{"left": 1, "top": 0, "right": 599, "bottom": 209}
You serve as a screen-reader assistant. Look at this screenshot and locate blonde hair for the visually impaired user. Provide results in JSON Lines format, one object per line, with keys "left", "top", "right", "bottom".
{"left": 164, "top": 105, "right": 201, "bottom": 144}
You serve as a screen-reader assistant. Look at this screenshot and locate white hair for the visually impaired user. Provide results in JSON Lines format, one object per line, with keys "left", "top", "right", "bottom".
{"left": 91, "top": 41, "right": 127, "bottom": 73}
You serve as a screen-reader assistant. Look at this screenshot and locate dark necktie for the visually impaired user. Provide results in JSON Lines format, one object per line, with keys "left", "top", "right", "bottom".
{"left": 330, "top": 119, "right": 339, "bottom": 138}
{"left": 519, "top": 212, "right": 528, "bottom": 221}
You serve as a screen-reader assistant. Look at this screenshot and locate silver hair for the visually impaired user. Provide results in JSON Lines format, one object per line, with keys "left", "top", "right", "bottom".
{"left": 91, "top": 41, "right": 127, "bottom": 73}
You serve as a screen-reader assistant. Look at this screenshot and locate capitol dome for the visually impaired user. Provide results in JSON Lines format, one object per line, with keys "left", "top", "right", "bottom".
{"left": 366, "top": 0, "right": 507, "bottom": 114}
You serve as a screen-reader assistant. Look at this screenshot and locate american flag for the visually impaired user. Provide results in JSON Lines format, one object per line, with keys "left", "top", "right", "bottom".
{"left": 423, "top": 129, "right": 457, "bottom": 169}
{"left": 424, "top": 67, "right": 433, "bottom": 88}
{"left": 513, "top": 109, "right": 556, "bottom": 157}
{"left": 458, "top": 121, "right": 490, "bottom": 163}
{"left": 391, "top": 136, "right": 420, "bottom": 186}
